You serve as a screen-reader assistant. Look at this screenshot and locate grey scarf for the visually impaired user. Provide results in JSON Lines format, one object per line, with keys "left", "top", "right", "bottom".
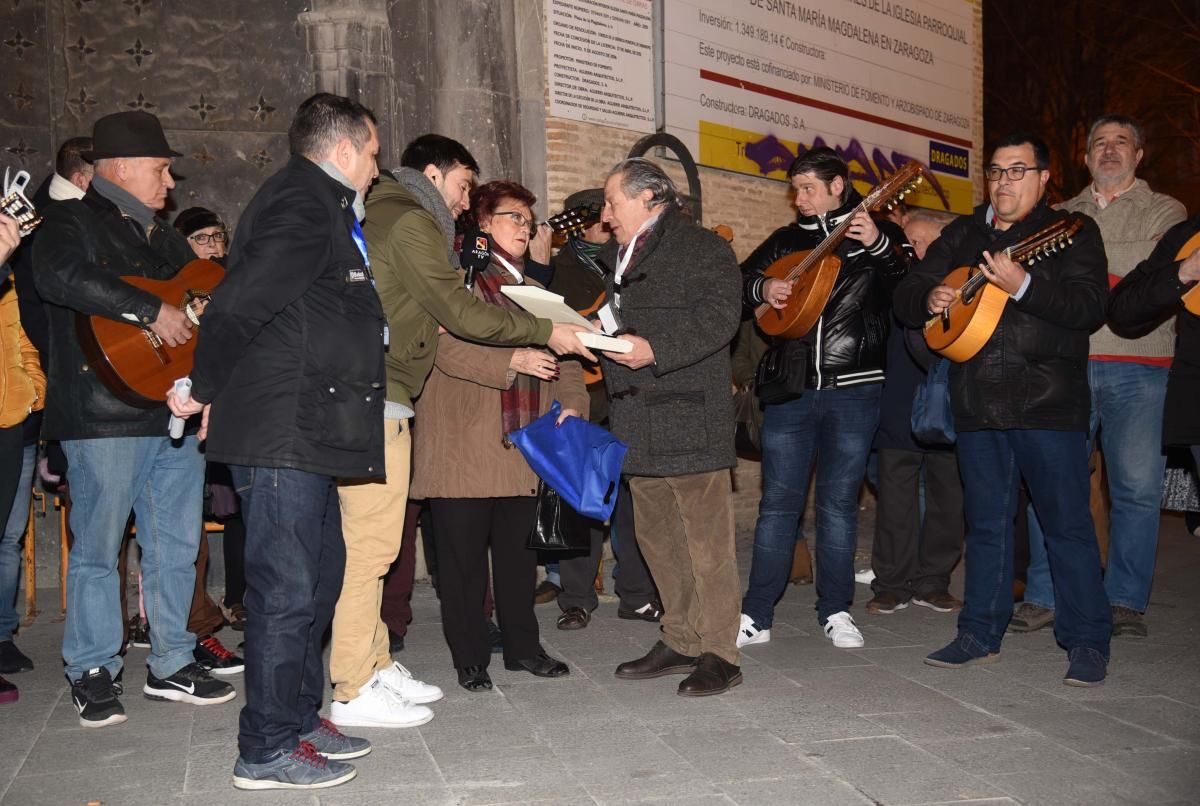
{"left": 91, "top": 174, "right": 157, "bottom": 232}
{"left": 394, "top": 167, "right": 459, "bottom": 269}
{"left": 318, "top": 160, "right": 365, "bottom": 221}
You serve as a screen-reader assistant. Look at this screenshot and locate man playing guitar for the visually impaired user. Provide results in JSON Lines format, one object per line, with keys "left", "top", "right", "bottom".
{"left": 893, "top": 133, "right": 1113, "bottom": 686}
{"left": 737, "top": 147, "right": 910, "bottom": 652}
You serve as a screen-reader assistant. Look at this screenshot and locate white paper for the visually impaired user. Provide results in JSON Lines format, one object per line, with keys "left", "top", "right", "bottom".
{"left": 501, "top": 285, "right": 633, "bottom": 353}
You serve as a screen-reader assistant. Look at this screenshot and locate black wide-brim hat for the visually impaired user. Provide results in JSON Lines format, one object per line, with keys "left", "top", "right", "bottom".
{"left": 81, "top": 111, "right": 182, "bottom": 162}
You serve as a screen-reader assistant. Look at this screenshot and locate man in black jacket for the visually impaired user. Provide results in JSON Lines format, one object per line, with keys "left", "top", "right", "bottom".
{"left": 737, "top": 147, "right": 910, "bottom": 652}
{"left": 34, "top": 112, "right": 235, "bottom": 729}
{"left": 174, "top": 94, "right": 384, "bottom": 790}
{"left": 893, "top": 133, "right": 1112, "bottom": 686}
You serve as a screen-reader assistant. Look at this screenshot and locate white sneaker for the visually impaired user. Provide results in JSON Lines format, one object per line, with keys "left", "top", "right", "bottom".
{"left": 823, "top": 611, "right": 865, "bottom": 648}
{"left": 330, "top": 675, "right": 434, "bottom": 729}
{"left": 377, "top": 661, "right": 443, "bottom": 704}
{"left": 736, "top": 613, "right": 771, "bottom": 648}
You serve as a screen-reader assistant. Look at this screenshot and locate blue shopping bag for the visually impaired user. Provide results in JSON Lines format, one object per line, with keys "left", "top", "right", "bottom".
{"left": 509, "top": 401, "right": 628, "bottom": 521}
{"left": 910, "top": 358, "right": 956, "bottom": 447}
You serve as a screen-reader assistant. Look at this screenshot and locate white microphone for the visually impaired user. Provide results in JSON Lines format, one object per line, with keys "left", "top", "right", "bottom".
{"left": 168, "top": 377, "right": 192, "bottom": 439}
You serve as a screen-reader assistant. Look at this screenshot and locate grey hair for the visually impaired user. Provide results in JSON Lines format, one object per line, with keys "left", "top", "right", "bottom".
{"left": 607, "top": 158, "right": 684, "bottom": 210}
{"left": 905, "top": 208, "right": 956, "bottom": 229}
{"left": 1087, "top": 115, "right": 1144, "bottom": 151}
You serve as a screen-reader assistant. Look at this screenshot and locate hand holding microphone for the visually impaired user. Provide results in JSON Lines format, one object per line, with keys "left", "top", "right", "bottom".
{"left": 167, "top": 377, "right": 209, "bottom": 439}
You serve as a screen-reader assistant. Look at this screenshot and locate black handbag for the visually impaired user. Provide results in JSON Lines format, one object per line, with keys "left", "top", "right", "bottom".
{"left": 527, "top": 481, "right": 592, "bottom": 551}
{"left": 754, "top": 340, "right": 809, "bottom": 405}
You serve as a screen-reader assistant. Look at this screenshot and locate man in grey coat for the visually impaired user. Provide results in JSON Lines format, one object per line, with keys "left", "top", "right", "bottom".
{"left": 598, "top": 158, "right": 744, "bottom": 696}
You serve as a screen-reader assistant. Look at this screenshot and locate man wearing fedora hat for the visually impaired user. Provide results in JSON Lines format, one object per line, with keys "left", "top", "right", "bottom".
{"left": 33, "top": 110, "right": 236, "bottom": 729}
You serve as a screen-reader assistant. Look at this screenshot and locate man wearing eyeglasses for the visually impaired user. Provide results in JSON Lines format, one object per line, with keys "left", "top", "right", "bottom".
{"left": 894, "top": 133, "right": 1113, "bottom": 686}
{"left": 176, "top": 207, "right": 229, "bottom": 262}
{"left": 1016, "top": 116, "right": 1186, "bottom": 640}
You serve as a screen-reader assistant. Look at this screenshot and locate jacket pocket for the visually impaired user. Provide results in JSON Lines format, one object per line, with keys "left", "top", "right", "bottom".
{"left": 297, "top": 371, "right": 382, "bottom": 453}
{"left": 645, "top": 391, "right": 707, "bottom": 456}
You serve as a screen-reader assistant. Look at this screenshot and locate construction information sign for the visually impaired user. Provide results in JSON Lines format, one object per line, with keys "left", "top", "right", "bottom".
{"left": 663, "top": 0, "right": 978, "bottom": 212}
{"left": 548, "top": 0, "right": 656, "bottom": 134}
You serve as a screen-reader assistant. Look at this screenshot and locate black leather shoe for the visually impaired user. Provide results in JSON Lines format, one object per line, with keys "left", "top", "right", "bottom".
{"left": 677, "top": 652, "right": 742, "bottom": 697}
{"left": 0, "top": 640, "right": 32, "bottom": 674}
{"left": 457, "top": 665, "right": 493, "bottom": 692}
{"left": 556, "top": 607, "right": 590, "bottom": 630}
{"left": 504, "top": 652, "right": 570, "bottom": 677}
{"left": 617, "top": 600, "right": 663, "bottom": 622}
{"left": 614, "top": 640, "right": 699, "bottom": 680}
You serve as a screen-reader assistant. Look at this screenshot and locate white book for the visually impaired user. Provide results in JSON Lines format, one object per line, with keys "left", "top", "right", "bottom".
{"left": 501, "top": 285, "right": 633, "bottom": 353}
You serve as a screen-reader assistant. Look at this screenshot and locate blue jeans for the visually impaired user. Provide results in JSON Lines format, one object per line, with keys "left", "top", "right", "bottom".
{"left": 1025, "top": 361, "right": 1168, "bottom": 613}
{"left": 231, "top": 466, "right": 344, "bottom": 764}
{"left": 62, "top": 436, "right": 205, "bottom": 682}
{"left": 957, "top": 429, "right": 1110, "bottom": 655}
{"left": 0, "top": 443, "right": 35, "bottom": 642}
{"left": 742, "top": 385, "right": 881, "bottom": 627}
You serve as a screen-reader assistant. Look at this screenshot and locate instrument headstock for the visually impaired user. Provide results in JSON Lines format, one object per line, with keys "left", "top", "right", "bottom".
{"left": 863, "top": 160, "right": 929, "bottom": 215}
{"left": 547, "top": 203, "right": 602, "bottom": 238}
{"left": 2, "top": 168, "right": 41, "bottom": 237}
{"left": 1009, "top": 214, "right": 1086, "bottom": 265}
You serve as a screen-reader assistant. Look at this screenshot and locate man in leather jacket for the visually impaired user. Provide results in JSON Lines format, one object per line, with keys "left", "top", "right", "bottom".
{"left": 893, "top": 133, "right": 1112, "bottom": 686}
{"left": 737, "top": 147, "right": 910, "bottom": 652}
{"left": 33, "top": 112, "right": 236, "bottom": 728}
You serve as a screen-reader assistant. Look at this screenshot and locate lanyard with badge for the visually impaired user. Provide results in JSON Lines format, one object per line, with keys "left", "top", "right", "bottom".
{"left": 350, "top": 218, "right": 390, "bottom": 348}
{"left": 597, "top": 216, "right": 656, "bottom": 335}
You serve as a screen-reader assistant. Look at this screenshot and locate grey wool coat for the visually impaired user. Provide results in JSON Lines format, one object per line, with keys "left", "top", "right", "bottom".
{"left": 598, "top": 204, "right": 742, "bottom": 478}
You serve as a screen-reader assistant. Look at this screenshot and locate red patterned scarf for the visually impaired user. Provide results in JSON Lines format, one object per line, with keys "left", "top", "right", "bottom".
{"left": 473, "top": 250, "right": 541, "bottom": 437}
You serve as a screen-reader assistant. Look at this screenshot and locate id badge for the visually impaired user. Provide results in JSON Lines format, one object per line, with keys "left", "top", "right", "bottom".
{"left": 597, "top": 303, "right": 621, "bottom": 335}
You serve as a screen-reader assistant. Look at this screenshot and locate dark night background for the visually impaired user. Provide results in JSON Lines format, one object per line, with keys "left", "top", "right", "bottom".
{"left": 983, "top": 0, "right": 1200, "bottom": 211}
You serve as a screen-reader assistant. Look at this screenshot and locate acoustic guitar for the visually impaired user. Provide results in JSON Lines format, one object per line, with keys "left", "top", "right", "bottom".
{"left": 77, "top": 258, "right": 224, "bottom": 407}
{"left": 923, "top": 214, "right": 1085, "bottom": 362}
{"left": 547, "top": 202, "right": 602, "bottom": 248}
{"left": 1176, "top": 231, "right": 1200, "bottom": 316}
{"left": 755, "top": 161, "right": 927, "bottom": 339}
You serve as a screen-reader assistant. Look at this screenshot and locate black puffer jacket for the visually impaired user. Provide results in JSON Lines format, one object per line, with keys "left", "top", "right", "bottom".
{"left": 33, "top": 187, "right": 194, "bottom": 440}
{"left": 893, "top": 200, "right": 1108, "bottom": 432}
{"left": 742, "top": 189, "right": 910, "bottom": 390}
{"left": 190, "top": 156, "right": 387, "bottom": 478}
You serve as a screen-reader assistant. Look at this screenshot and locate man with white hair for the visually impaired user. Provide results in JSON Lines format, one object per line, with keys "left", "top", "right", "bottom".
{"left": 34, "top": 111, "right": 235, "bottom": 729}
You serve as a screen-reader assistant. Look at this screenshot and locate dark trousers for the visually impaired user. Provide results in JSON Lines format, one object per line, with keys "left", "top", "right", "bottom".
{"left": 428, "top": 496, "right": 540, "bottom": 669}
{"left": 381, "top": 500, "right": 423, "bottom": 637}
{"left": 956, "top": 429, "right": 1111, "bottom": 655}
{"left": 610, "top": 479, "right": 658, "bottom": 609}
{"left": 557, "top": 511, "right": 603, "bottom": 613}
{"left": 871, "top": 449, "right": 964, "bottom": 599}
{"left": 230, "top": 466, "right": 344, "bottom": 763}
{"left": 222, "top": 514, "right": 247, "bottom": 607}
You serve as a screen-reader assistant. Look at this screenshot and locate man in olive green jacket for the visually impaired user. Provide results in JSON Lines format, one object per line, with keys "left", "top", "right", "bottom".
{"left": 330, "top": 135, "right": 593, "bottom": 729}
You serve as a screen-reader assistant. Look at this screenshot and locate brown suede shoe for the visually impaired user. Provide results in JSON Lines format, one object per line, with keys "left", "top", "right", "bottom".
{"left": 865, "top": 592, "right": 910, "bottom": 615}
{"left": 614, "top": 641, "right": 698, "bottom": 680}
{"left": 677, "top": 653, "right": 743, "bottom": 697}
{"left": 912, "top": 591, "right": 964, "bottom": 614}
{"left": 534, "top": 580, "right": 561, "bottom": 605}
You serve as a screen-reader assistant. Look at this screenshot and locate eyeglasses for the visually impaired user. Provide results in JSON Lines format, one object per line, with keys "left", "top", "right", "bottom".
{"left": 493, "top": 210, "right": 538, "bottom": 234}
{"left": 985, "top": 165, "right": 1034, "bottom": 182}
{"left": 188, "top": 230, "right": 227, "bottom": 245}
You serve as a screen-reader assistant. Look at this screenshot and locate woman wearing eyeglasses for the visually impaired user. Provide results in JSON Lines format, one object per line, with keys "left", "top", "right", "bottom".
{"left": 175, "top": 206, "right": 228, "bottom": 261}
{"left": 409, "top": 180, "right": 588, "bottom": 692}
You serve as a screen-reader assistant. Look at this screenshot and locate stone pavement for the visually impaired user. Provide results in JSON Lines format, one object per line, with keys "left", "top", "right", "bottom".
{"left": 1, "top": 512, "right": 1198, "bottom": 805}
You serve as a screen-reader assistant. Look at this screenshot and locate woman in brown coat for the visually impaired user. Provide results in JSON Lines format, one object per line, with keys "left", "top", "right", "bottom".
{"left": 410, "top": 180, "right": 589, "bottom": 692}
